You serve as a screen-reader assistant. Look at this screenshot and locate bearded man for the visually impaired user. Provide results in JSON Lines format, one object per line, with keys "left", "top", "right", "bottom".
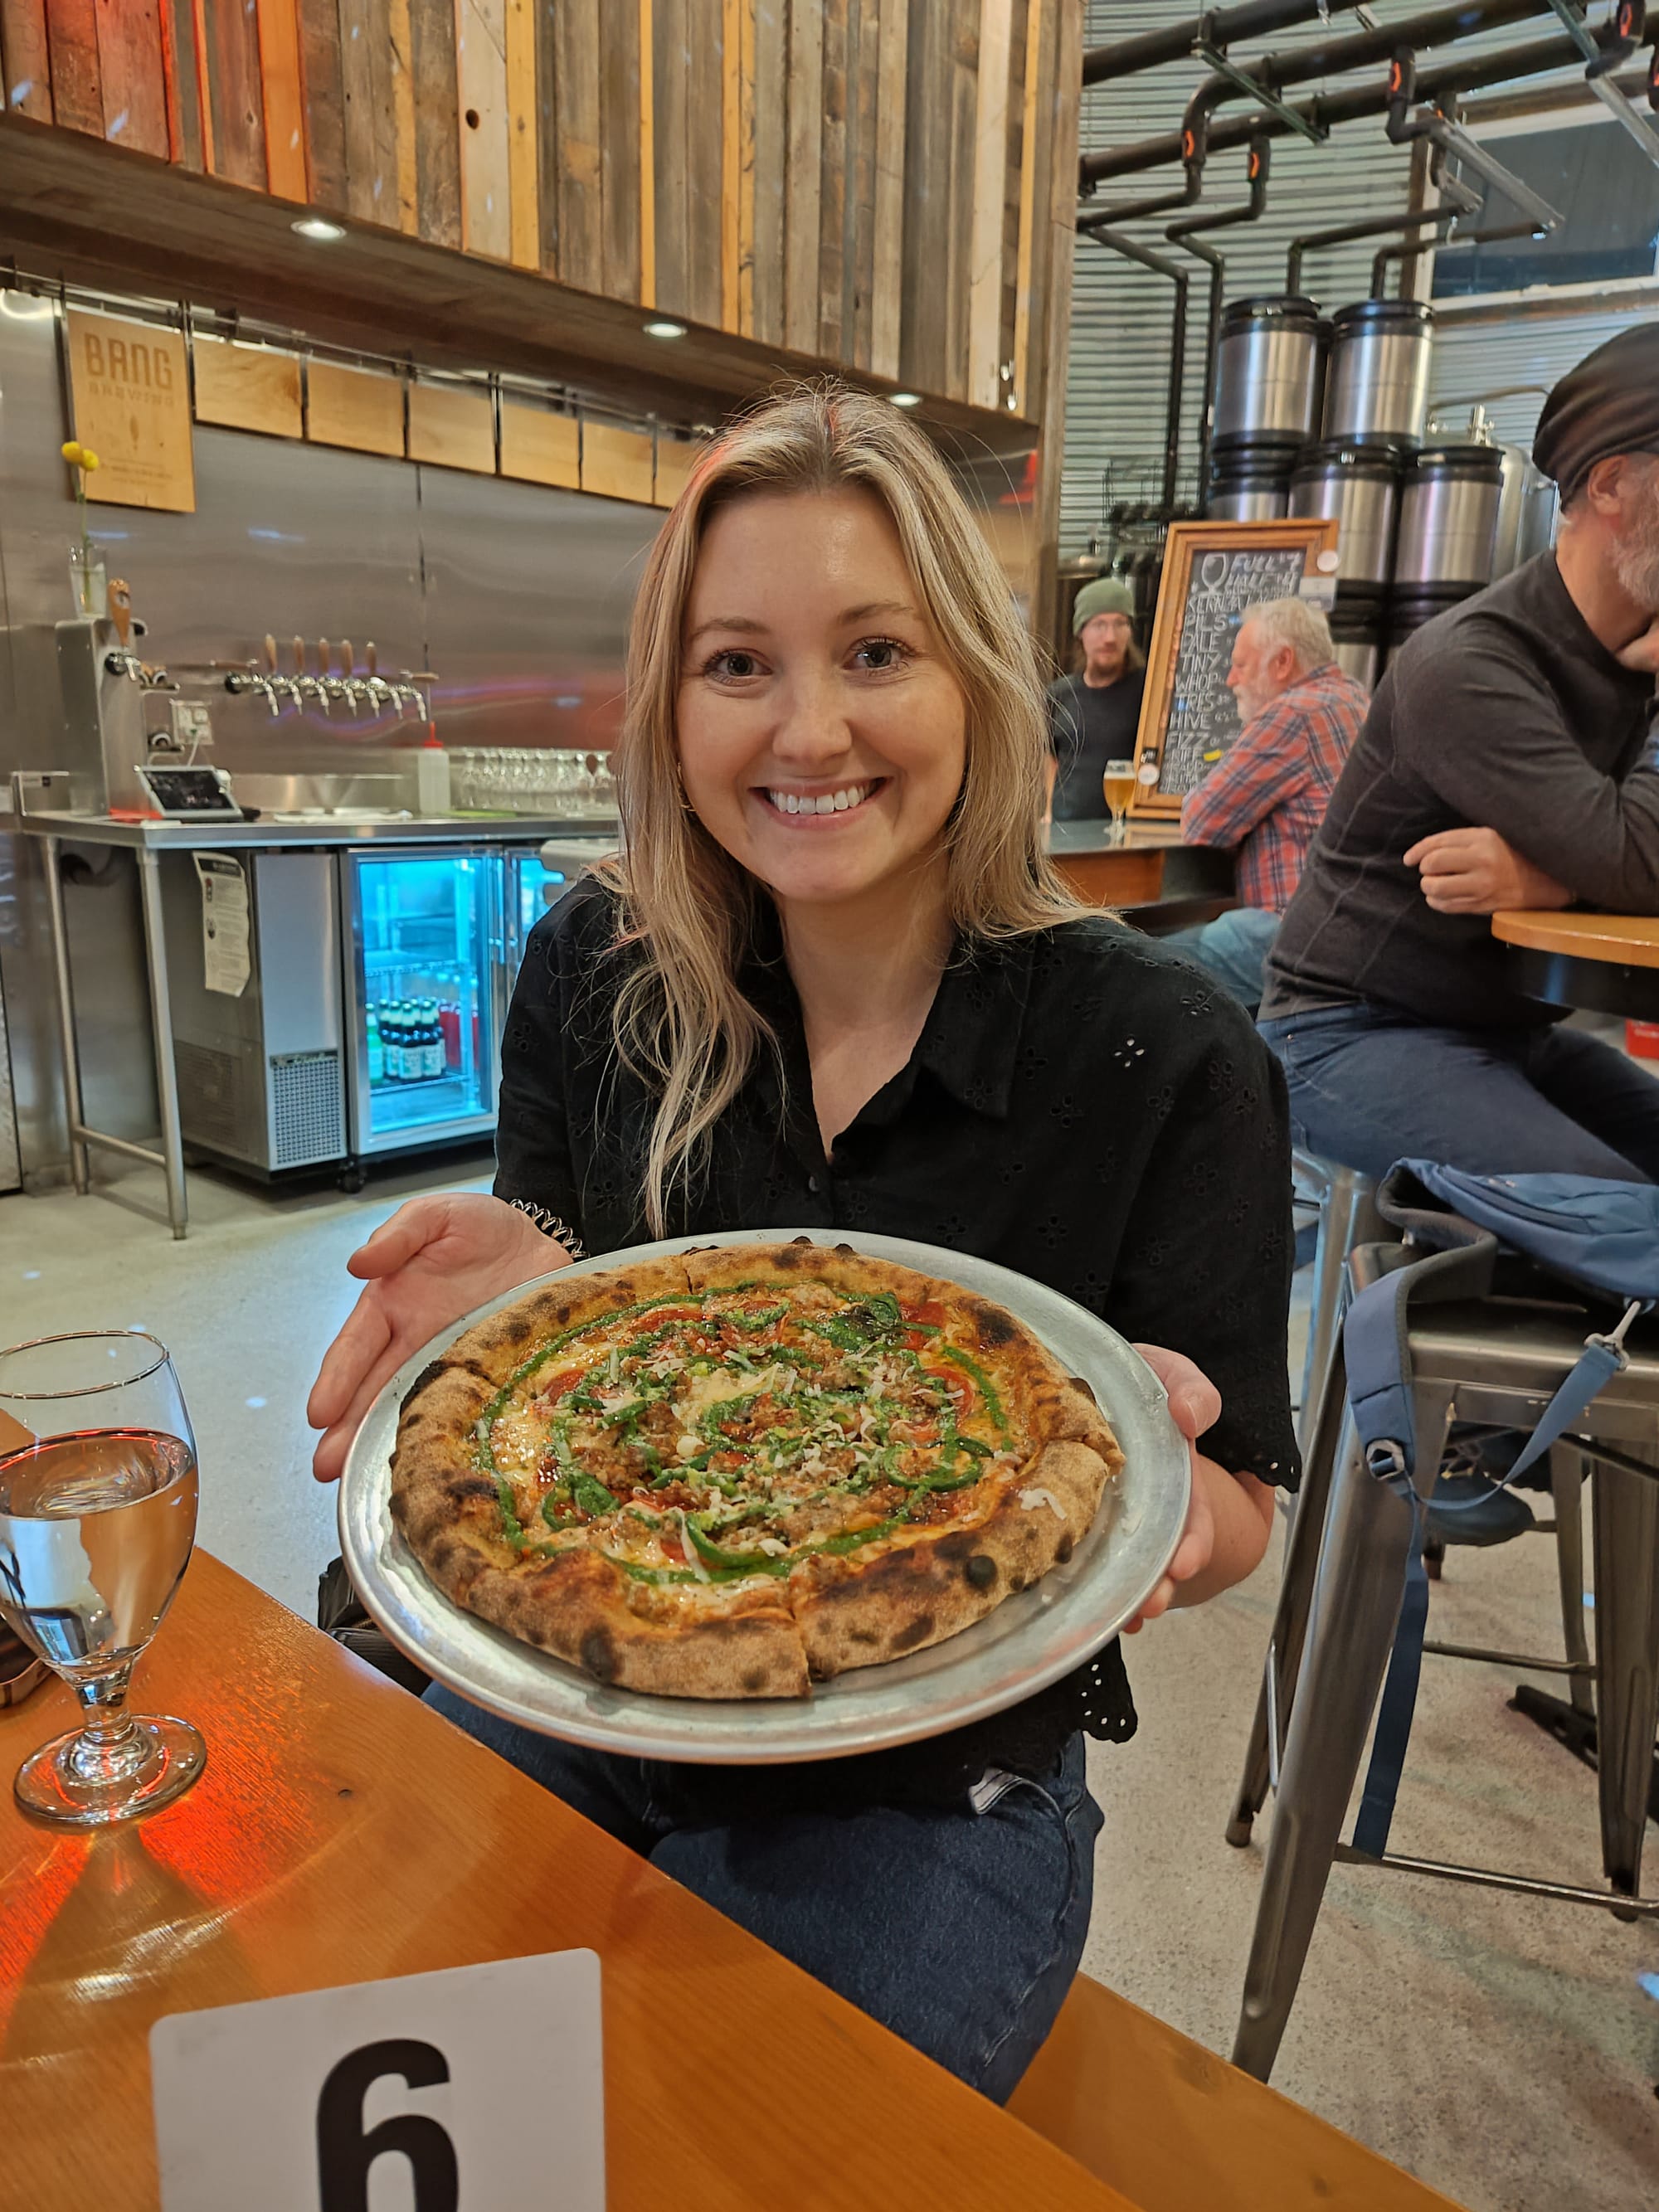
{"left": 1258, "top": 321, "right": 1659, "bottom": 1189}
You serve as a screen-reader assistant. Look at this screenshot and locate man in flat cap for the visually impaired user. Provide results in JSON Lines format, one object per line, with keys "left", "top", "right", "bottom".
{"left": 1257, "top": 322, "right": 1659, "bottom": 1541}
{"left": 1046, "top": 577, "right": 1146, "bottom": 819}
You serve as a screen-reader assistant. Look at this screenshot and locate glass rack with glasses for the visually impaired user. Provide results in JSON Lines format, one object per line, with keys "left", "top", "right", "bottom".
{"left": 449, "top": 747, "right": 617, "bottom": 818}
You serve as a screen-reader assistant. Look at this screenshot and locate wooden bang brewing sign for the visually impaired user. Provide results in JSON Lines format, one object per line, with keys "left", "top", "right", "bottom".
{"left": 65, "top": 309, "right": 195, "bottom": 512}
{"left": 1130, "top": 518, "right": 1339, "bottom": 819}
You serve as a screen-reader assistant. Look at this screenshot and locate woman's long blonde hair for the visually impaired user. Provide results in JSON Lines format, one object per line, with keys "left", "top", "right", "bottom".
{"left": 599, "top": 382, "right": 1084, "bottom": 1234}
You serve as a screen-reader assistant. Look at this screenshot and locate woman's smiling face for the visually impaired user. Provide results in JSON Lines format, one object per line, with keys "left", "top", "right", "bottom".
{"left": 675, "top": 487, "right": 968, "bottom": 911}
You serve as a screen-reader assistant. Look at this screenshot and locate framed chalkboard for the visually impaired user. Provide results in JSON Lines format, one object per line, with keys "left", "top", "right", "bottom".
{"left": 1130, "top": 519, "right": 1340, "bottom": 819}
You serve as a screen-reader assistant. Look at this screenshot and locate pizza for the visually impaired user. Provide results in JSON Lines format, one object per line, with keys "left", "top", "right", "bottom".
{"left": 390, "top": 1238, "right": 1122, "bottom": 1700}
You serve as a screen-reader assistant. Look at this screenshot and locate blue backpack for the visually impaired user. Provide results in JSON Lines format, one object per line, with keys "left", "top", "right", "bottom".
{"left": 1340, "top": 1163, "right": 1656, "bottom": 1860}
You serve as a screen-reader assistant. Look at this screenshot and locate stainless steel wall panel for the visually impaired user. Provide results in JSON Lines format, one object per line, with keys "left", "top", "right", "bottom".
{"left": 416, "top": 469, "right": 660, "bottom": 756}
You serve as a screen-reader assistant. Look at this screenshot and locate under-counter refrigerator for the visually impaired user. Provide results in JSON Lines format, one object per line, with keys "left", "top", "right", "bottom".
{"left": 340, "top": 846, "right": 500, "bottom": 1159}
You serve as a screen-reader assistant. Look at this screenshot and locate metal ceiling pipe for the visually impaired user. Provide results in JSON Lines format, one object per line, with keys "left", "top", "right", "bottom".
{"left": 1372, "top": 215, "right": 1553, "bottom": 293}
{"left": 1079, "top": 20, "right": 1648, "bottom": 185}
{"left": 1285, "top": 137, "right": 1478, "bottom": 290}
{"left": 1165, "top": 140, "right": 1273, "bottom": 490}
{"left": 1178, "top": 1, "right": 1548, "bottom": 182}
{"left": 1077, "top": 221, "right": 1190, "bottom": 514}
{"left": 1082, "top": 2, "right": 1345, "bottom": 87}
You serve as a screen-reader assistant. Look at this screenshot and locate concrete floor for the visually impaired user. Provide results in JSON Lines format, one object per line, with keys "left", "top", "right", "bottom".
{"left": 3, "top": 1158, "right": 1657, "bottom": 2211}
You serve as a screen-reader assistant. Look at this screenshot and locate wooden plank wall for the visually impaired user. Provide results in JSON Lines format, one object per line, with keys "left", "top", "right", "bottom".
{"left": 1, "top": 1, "right": 1080, "bottom": 424}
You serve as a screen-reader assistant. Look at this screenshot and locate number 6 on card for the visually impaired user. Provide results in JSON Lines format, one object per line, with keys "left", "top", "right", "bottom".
{"left": 149, "top": 1950, "right": 605, "bottom": 2211}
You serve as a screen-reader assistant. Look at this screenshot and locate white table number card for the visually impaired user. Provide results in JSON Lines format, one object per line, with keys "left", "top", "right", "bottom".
{"left": 149, "top": 1948, "right": 605, "bottom": 2211}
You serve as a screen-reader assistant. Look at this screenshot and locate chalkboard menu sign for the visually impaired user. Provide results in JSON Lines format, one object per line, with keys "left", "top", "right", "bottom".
{"left": 1131, "top": 519, "right": 1339, "bottom": 818}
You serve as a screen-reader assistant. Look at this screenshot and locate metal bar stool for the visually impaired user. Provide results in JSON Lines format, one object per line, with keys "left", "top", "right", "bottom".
{"left": 1230, "top": 1247, "right": 1659, "bottom": 2083}
{"left": 1225, "top": 1155, "right": 1381, "bottom": 1846}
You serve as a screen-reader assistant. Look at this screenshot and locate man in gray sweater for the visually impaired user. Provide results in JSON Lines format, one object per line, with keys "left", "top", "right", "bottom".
{"left": 1258, "top": 323, "right": 1659, "bottom": 1184}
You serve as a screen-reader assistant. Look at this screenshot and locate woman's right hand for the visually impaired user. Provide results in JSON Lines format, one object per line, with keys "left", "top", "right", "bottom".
{"left": 306, "top": 1194, "right": 572, "bottom": 1483}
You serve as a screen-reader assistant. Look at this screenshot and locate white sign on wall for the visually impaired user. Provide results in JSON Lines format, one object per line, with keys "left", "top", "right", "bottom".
{"left": 150, "top": 1949, "right": 605, "bottom": 2211}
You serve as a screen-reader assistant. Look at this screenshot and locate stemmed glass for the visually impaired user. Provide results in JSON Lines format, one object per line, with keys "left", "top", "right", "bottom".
{"left": 1101, "top": 758, "right": 1137, "bottom": 845}
{"left": 0, "top": 1331, "right": 206, "bottom": 1826}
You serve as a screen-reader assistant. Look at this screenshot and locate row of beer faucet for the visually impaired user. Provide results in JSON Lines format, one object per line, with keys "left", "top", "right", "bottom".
{"left": 226, "top": 635, "right": 435, "bottom": 720}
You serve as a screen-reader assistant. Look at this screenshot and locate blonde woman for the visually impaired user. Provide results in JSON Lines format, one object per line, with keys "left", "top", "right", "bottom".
{"left": 309, "top": 386, "right": 1294, "bottom": 2099}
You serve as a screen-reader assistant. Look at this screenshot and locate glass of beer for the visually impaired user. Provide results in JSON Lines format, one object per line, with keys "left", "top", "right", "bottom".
{"left": 1102, "top": 758, "right": 1137, "bottom": 843}
{"left": 0, "top": 1331, "right": 206, "bottom": 1826}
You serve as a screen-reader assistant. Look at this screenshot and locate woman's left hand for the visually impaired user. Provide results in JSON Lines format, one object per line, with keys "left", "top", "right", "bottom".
{"left": 1121, "top": 1342, "right": 1220, "bottom": 1634}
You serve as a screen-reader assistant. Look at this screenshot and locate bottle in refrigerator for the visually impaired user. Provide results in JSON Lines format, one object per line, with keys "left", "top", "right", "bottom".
{"left": 439, "top": 999, "right": 461, "bottom": 1072}
{"left": 422, "top": 1000, "right": 445, "bottom": 1080}
{"left": 385, "top": 1003, "right": 406, "bottom": 1082}
{"left": 367, "top": 1006, "right": 385, "bottom": 1085}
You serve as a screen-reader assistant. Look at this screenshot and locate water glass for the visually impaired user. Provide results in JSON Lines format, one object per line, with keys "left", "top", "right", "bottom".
{"left": 0, "top": 1331, "right": 206, "bottom": 1826}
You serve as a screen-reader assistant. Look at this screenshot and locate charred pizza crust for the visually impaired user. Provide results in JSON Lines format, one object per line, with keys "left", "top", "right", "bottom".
{"left": 390, "top": 1239, "right": 1122, "bottom": 1700}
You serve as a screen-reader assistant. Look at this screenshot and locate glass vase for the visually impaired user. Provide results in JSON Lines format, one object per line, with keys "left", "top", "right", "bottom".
{"left": 68, "top": 543, "right": 106, "bottom": 620}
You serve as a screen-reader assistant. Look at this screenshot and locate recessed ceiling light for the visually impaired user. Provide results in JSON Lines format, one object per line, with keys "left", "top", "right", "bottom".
{"left": 889, "top": 391, "right": 922, "bottom": 408}
{"left": 644, "top": 318, "right": 688, "bottom": 339}
{"left": 291, "top": 216, "right": 348, "bottom": 242}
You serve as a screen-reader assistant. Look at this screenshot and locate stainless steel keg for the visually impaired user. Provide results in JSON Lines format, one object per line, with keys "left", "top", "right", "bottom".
{"left": 1394, "top": 445, "right": 1505, "bottom": 589}
{"left": 1213, "top": 296, "right": 1326, "bottom": 445}
{"left": 1331, "top": 637, "right": 1380, "bottom": 691}
{"left": 1322, "top": 300, "right": 1433, "bottom": 445}
{"left": 1206, "top": 469, "right": 1291, "bottom": 521}
{"left": 1492, "top": 448, "right": 1560, "bottom": 576}
{"left": 1288, "top": 440, "right": 1403, "bottom": 588}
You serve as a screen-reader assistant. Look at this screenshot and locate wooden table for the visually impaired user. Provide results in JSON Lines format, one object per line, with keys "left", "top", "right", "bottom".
{"left": 0, "top": 1555, "right": 1462, "bottom": 2212}
{"left": 1492, "top": 909, "right": 1659, "bottom": 1020}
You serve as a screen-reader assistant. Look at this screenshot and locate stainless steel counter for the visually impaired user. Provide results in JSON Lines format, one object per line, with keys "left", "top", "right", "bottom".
{"left": 12, "top": 811, "right": 617, "bottom": 853}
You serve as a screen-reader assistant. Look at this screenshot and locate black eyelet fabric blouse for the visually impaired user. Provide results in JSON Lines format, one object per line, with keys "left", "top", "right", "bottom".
{"left": 493, "top": 881, "right": 1298, "bottom": 1811}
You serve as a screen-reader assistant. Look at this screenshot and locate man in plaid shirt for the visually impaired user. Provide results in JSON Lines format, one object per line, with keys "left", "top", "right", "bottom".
{"left": 1165, "top": 598, "right": 1369, "bottom": 1009}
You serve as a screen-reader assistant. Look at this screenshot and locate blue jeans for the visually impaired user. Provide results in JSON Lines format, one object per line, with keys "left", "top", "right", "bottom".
{"left": 1162, "top": 906, "right": 1280, "bottom": 1011}
{"left": 424, "top": 1683, "right": 1102, "bottom": 2102}
{"left": 1259, "top": 1001, "right": 1659, "bottom": 1183}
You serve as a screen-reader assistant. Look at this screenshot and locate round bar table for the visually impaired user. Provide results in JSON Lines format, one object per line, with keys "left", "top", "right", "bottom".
{"left": 1491, "top": 910, "right": 1659, "bottom": 1020}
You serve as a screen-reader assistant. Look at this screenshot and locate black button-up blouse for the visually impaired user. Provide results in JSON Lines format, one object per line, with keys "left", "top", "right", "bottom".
{"left": 494, "top": 881, "right": 1298, "bottom": 1812}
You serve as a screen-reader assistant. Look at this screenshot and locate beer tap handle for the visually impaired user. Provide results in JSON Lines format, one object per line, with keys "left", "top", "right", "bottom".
{"left": 108, "top": 578, "right": 133, "bottom": 647}
{"left": 264, "top": 633, "right": 280, "bottom": 675}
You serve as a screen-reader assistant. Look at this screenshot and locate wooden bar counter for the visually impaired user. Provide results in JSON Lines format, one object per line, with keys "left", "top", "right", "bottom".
{"left": 0, "top": 1555, "right": 1461, "bottom": 2211}
{"left": 1047, "top": 822, "right": 1234, "bottom": 910}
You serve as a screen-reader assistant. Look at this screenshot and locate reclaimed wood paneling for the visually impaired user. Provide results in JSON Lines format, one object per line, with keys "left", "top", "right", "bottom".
{"left": 307, "top": 358, "right": 405, "bottom": 454}
{"left": 719, "top": 0, "right": 753, "bottom": 335}
{"left": 869, "top": 0, "right": 906, "bottom": 379}
{"left": 581, "top": 419, "right": 654, "bottom": 503}
{"left": 648, "top": 0, "right": 686, "bottom": 316}
{"left": 848, "top": 0, "right": 879, "bottom": 371}
{"left": 407, "top": 377, "right": 495, "bottom": 469}
{"left": 1001, "top": 0, "right": 1032, "bottom": 402}
{"left": 1032, "top": 0, "right": 1081, "bottom": 646}
{"left": 192, "top": 334, "right": 304, "bottom": 435}
{"left": 457, "top": 0, "right": 510, "bottom": 259}
{"left": 45, "top": 0, "right": 100, "bottom": 135}
{"left": 598, "top": 0, "right": 640, "bottom": 301}
{"left": 158, "top": 0, "right": 204, "bottom": 166}
{"left": 388, "top": 0, "right": 419, "bottom": 231}
{"left": 200, "top": 0, "right": 265, "bottom": 187}
{"left": 534, "top": 0, "right": 557, "bottom": 270}
{"left": 95, "top": 0, "right": 168, "bottom": 158}
{"left": 815, "top": 0, "right": 846, "bottom": 361}
{"left": 294, "top": 0, "right": 344, "bottom": 205}
{"left": 1, "top": 0, "right": 52, "bottom": 121}
{"left": 504, "top": 0, "right": 538, "bottom": 269}
{"left": 683, "top": 0, "right": 722, "bottom": 328}
{"left": 252, "top": 0, "right": 306, "bottom": 199}
{"left": 781, "top": 0, "right": 820, "bottom": 354}
{"left": 407, "top": 0, "right": 461, "bottom": 246}
{"left": 637, "top": 0, "right": 654, "bottom": 304}
{"left": 499, "top": 396, "right": 580, "bottom": 485}
{"left": 749, "top": 0, "right": 785, "bottom": 346}
{"left": 898, "top": 0, "right": 944, "bottom": 396}
{"left": 550, "top": 0, "right": 600, "bottom": 289}
{"left": 942, "top": 0, "right": 979, "bottom": 404}
{"left": 967, "top": 0, "right": 1012, "bottom": 411}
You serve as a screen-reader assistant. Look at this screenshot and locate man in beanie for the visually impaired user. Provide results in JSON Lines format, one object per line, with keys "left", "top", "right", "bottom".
{"left": 1258, "top": 321, "right": 1659, "bottom": 1543}
{"left": 1045, "top": 577, "right": 1146, "bottom": 819}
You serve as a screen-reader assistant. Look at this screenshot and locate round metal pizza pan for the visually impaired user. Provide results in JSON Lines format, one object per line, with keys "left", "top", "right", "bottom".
{"left": 339, "top": 1229, "right": 1191, "bottom": 1764}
